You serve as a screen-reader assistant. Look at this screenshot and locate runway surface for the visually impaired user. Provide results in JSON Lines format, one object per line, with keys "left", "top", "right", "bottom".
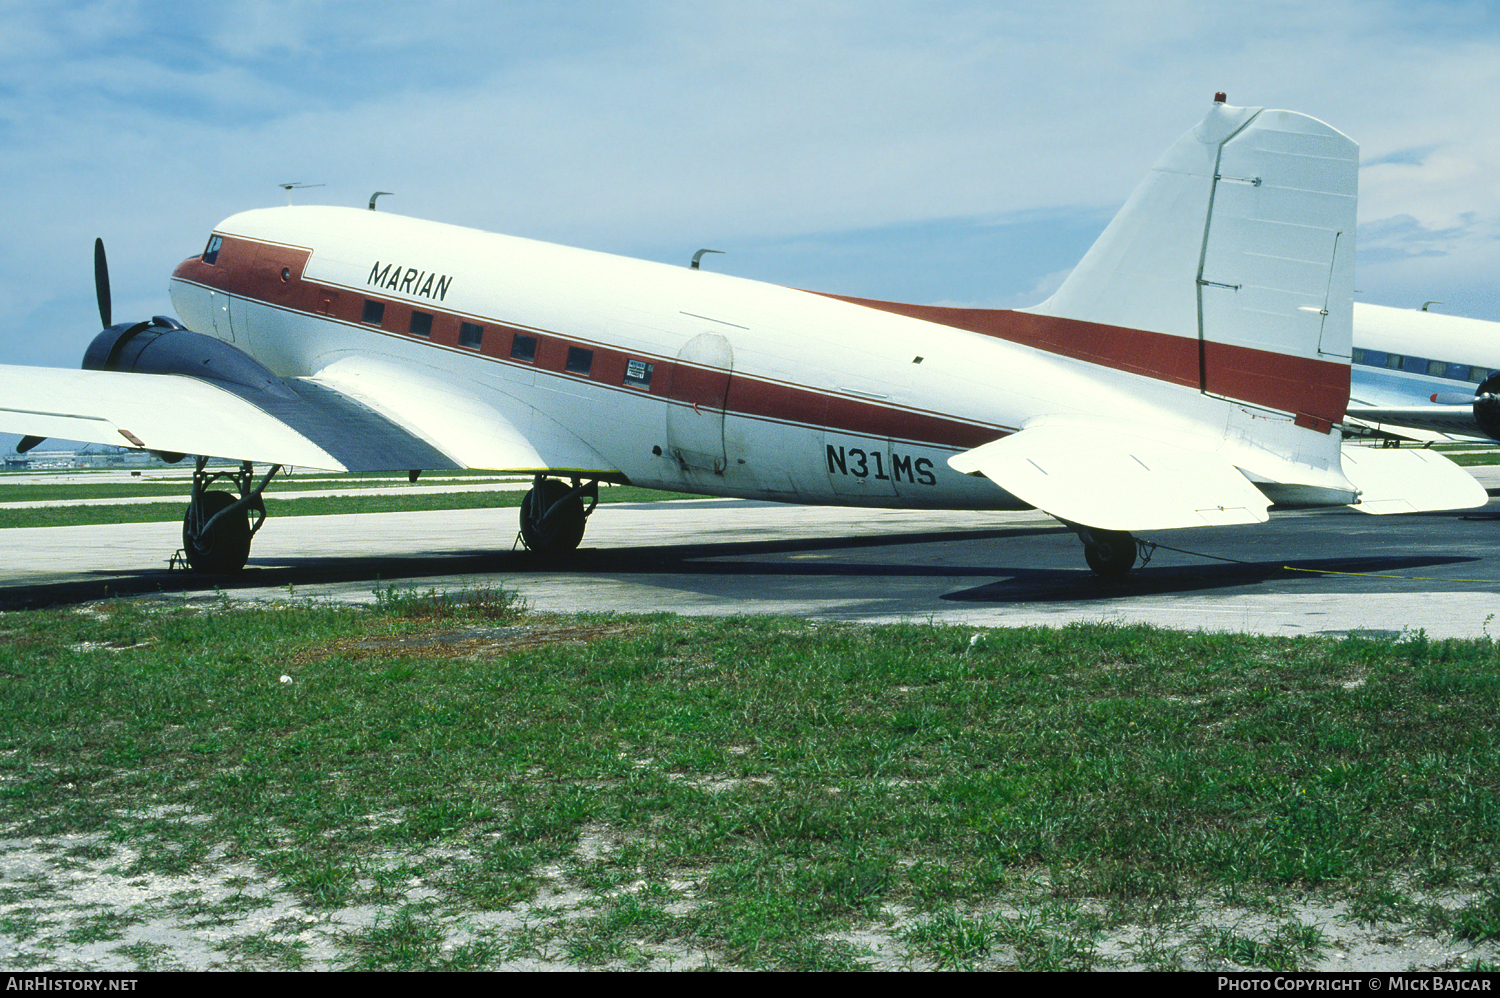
{"left": 3, "top": 495, "right": 1499, "bottom": 638}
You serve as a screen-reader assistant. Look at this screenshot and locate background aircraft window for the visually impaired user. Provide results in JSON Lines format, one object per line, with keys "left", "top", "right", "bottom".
{"left": 624, "top": 358, "right": 653, "bottom": 388}
{"left": 201, "top": 235, "right": 222, "bottom": 265}
{"left": 460, "top": 322, "right": 483, "bottom": 348}
{"left": 1351, "top": 348, "right": 1366, "bottom": 364}
{"left": 362, "top": 300, "right": 385, "bottom": 325}
{"left": 409, "top": 311, "right": 433, "bottom": 337}
{"left": 566, "top": 347, "right": 594, "bottom": 376}
{"left": 1385, "top": 354, "right": 1404, "bottom": 370}
{"left": 1472, "top": 366, "right": 1491, "bottom": 383}
{"left": 1427, "top": 359, "right": 1448, "bottom": 378}
{"left": 511, "top": 333, "right": 536, "bottom": 362}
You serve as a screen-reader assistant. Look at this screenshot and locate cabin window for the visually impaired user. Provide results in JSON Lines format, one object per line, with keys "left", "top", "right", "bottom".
{"left": 566, "top": 347, "right": 594, "bottom": 376}
{"left": 460, "top": 322, "right": 483, "bottom": 349}
{"left": 1472, "top": 366, "right": 1491, "bottom": 383}
{"left": 1350, "top": 348, "right": 1366, "bottom": 365}
{"left": 1385, "top": 353, "right": 1404, "bottom": 370}
{"left": 409, "top": 311, "right": 433, "bottom": 337}
{"left": 362, "top": 300, "right": 385, "bottom": 325}
{"left": 511, "top": 333, "right": 537, "bottom": 362}
{"left": 1427, "top": 359, "right": 1448, "bottom": 378}
{"left": 201, "top": 235, "right": 223, "bottom": 265}
{"left": 624, "top": 358, "right": 653, "bottom": 388}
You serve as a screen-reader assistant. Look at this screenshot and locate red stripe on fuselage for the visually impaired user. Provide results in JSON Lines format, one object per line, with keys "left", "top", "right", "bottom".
{"left": 172, "top": 238, "right": 1008, "bottom": 453}
{"left": 816, "top": 293, "right": 1349, "bottom": 427}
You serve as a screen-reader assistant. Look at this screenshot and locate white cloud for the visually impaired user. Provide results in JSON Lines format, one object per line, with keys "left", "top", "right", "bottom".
{"left": 4, "top": 0, "right": 1500, "bottom": 372}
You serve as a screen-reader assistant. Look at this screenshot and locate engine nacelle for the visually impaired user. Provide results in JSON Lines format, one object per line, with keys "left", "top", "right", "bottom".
{"left": 1475, "top": 373, "right": 1500, "bottom": 442}
{"left": 81, "top": 317, "right": 290, "bottom": 398}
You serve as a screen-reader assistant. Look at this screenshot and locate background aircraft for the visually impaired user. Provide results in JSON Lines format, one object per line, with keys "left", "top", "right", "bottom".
{"left": 1348, "top": 304, "right": 1500, "bottom": 442}
{"left": 0, "top": 99, "right": 1486, "bottom": 577}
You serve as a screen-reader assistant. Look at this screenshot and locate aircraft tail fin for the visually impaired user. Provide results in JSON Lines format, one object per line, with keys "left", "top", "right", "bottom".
{"left": 1023, "top": 98, "right": 1357, "bottom": 432}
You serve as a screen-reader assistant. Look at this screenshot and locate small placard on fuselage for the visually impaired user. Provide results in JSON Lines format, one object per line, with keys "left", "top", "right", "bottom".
{"left": 624, "top": 359, "right": 654, "bottom": 388}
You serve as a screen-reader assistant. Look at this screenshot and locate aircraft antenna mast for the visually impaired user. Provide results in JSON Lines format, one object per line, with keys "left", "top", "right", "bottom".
{"left": 277, "top": 182, "right": 325, "bottom": 206}
{"left": 369, "top": 191, "right": 394, "bottom": 210}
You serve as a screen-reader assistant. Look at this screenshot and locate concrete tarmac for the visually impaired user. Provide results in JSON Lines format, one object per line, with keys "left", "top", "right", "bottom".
{"left": 2, "top": 495, "right": 1499, "bottom": 638}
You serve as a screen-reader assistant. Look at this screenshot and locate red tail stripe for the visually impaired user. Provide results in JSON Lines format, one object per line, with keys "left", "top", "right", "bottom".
{"left": 818, "top": 293, "right": 1349, "bottom": 425}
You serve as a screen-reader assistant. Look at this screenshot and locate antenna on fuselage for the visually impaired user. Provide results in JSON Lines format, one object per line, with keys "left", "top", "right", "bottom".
{"left": 1422, "top": 301, "right": 1444, "bottom": 312}
{"left": 369, "top": 191, "right": 394, "bottom": 210}
{"left": 690, "top": 249, "right": 724, "bottom": 270}
{"left": 278, "top": 182, "right": 325, "bottom": 206}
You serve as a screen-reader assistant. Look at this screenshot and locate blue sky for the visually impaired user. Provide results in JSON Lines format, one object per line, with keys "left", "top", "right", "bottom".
{"left": 2, "top": 0, "right": 1498, "bottom": 373}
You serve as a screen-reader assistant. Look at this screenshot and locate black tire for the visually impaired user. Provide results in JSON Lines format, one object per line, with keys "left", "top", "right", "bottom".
{"left": 182, "top": 490, "right": 251, "bottom": 574}
{"left": 519, "top": 479, "right": 586, "bottom": 555}
{"left": 1083, "top": 529, "right": 1136, "bottom": 577}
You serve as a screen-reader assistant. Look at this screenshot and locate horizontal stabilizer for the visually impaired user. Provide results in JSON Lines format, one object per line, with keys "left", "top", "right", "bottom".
{"left": 1340, "top": 446, "right": 1488, "bottom": 514}
{"left": 948, "top": 425, "right": 1270, "bottom": 531}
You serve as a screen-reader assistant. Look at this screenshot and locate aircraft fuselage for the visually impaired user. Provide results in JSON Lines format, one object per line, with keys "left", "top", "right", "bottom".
{"left": 169, "top": 206, "right": 1326, "bottom": 512}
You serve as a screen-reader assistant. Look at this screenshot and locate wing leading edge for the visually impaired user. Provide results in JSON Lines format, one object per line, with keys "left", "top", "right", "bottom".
{"left": 0, "top": 363, "right": 453, "bottom": 472}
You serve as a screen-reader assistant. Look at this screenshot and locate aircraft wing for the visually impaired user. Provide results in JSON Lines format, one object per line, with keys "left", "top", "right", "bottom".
{"left": 947, "top": 425, "right": 1272, "bottom": 531}
{"left": 0, "top": 360, "right": 614, "bottom": 475}
{"left": 1344, "top": 401, "right": 1485, "bottom": 441}
{"left": 307, "top": 356, "right": 618, "bottom": 476}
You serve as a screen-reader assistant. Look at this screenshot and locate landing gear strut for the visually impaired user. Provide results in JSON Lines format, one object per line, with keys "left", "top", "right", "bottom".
{"left": 519, "top": 476, "right": 598, "bottom": 555}
{"left": 1072, "top": 525, "right": 1139, "bottom": 578}
{"left": 180, "top": 457, "right": 277, "bottom": 574}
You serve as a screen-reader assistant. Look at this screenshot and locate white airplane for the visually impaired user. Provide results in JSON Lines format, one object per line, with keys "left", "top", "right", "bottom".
{"left": 0, "top": 96, "right": 1487, "bottom": 577}
{"left": 1348, "top": 304, "right": 1500, "bottom": 442}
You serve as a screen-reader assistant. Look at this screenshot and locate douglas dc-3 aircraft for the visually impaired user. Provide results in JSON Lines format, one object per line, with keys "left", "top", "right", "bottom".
{"left": 0, "top": 96, "right": 1488, "bottom": 577}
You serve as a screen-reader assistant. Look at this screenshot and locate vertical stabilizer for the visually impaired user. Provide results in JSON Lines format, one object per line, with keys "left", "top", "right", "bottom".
{"left": 1023, "top": 100, "right": 1357, "bottom": 429}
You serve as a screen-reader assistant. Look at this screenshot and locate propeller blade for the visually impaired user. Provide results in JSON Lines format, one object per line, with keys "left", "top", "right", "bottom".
{"left": 94, "top": 237, "right": 111, "bottom": 328}
{"left": 1429, "top": 392, "right": 1477, "bottom": 406}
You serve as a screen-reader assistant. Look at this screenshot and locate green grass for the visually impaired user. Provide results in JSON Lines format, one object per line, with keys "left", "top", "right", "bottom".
{"left": 0, "top": 483, "right": 702, "bottom": 528}
{"left": 2, "top": 598, "right": 1499, "bottom": 968}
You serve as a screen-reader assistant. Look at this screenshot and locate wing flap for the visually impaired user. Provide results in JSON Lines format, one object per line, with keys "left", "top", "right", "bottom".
{"left": 948, "top": 425, "right": 1271, "bottom": 531}
{"left": 1340, "top": 446, "right": 1488, "bottom": 514}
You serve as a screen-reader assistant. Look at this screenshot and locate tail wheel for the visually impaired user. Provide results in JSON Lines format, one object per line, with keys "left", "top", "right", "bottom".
{"left": 1084, "top": 529, "right": 1137, "bottom": 577}
{"left": 520, "top": 479, "right": 586, "bottom": 555}
{"left": 182, "top": 490, "right": 252, "bottom": 574}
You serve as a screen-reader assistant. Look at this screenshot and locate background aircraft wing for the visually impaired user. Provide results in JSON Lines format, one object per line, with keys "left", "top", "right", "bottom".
{"left": 1344, "top": 401, "right": 1485, "bottom": 440}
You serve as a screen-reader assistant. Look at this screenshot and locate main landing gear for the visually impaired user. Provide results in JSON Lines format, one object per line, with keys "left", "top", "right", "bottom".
{"left": 1070, "top": 524, "right": 1142, "bottom": 578}
{"left": 519, "top": 475, "right": 599, "bottom": 555}
{"left": 180, "top": 457, "right": 278, "bottom": 574}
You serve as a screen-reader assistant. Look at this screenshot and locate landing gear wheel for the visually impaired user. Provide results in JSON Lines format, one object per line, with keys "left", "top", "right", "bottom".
{"left": 1083, "top": 529, "right": 1137, "bottom": 577}
{"left": 182, "top": 490, "right": 251, "bottom": 574}
{"left": 520, "top": 479, "right": 586, "bottom": 555}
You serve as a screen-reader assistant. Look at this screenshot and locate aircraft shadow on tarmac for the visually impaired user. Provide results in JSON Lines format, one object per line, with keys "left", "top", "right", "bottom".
{"left": 942, "top": 553, "right": 1492, "bottom": 604}
{"left": 2, "top": 521, "right": 1494, "bottom": 610}
{"left": 0, "top": 526, "right": 1039, "bottom": 609}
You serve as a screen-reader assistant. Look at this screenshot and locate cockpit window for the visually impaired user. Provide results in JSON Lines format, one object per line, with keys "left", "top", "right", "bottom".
{"left": 201, "top": 235, "right": 223, "bottom": 265}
